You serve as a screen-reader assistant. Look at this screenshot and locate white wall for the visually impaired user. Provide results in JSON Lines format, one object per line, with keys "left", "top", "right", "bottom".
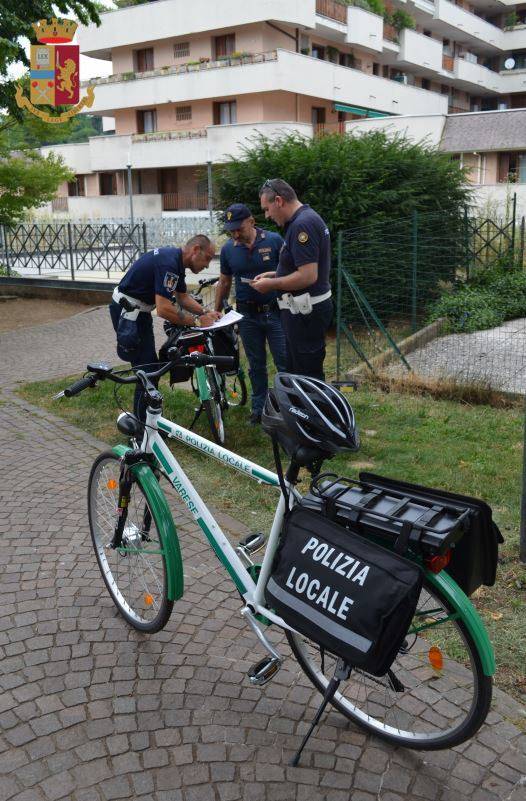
{"left": 345, "top": 114, "right": 447, "bottom": 147}
{"left": 78, "top": 0, "right": 316, "bottom": 56}
{"left": 40, "top": 142, "right": 92, "bottom": 174}
{"left": 397, "top": 29, "right": 443, "bottom": 73}
{"left": 346, "top": 7, "right": 383, "bottom": 54}
{"left": 34, "top": 194, "right": 163, "bottom": 219}
{"left": 471, "top": 184, "right": 526, "bottom": 219}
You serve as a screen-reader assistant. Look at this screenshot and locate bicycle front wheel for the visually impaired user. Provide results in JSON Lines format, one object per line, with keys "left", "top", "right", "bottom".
{"left": 287, "top": 575, "right": 492, "bottom": 750}
{"left": 203, "top": 367, "right": 225, "bottom": 444}
{"left": 88, "top": 452, "right": 173, "bottom": 633}
{"left": 222, "top": 371, "right": 248, "bottom": 408}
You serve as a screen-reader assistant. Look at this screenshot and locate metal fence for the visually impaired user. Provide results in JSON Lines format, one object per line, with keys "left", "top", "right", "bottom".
{"left": 335, "top": 206, "right": 526, "bottom": 395}
{"left": 0, "top": 215, "right": 222, "bottom": 278}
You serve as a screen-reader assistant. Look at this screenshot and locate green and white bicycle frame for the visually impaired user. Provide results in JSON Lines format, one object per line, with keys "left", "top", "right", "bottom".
{"left": 114, "top": 403, "right": 495, "bottom": 677}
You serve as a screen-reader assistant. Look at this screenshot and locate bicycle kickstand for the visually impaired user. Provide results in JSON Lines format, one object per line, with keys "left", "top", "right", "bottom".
{"left": 290, "top": 658, "right": 352, "bottom": 768}
{"left": 188, "top": 403, "right": 204, "bottom": 431}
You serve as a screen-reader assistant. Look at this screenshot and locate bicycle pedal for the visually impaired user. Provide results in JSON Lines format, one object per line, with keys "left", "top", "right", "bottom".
{"left": 238, "top": 532, "right": 266, "bottom": 555}
{"left": 247, "top": 656, "right": 281, "bottom": 686}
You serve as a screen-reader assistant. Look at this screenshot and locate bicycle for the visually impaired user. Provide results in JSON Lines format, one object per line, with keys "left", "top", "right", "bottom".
{"left": 162, "top": 277, "right": 247, "bottom": 445}
{"left": 59, "top": 354, "right": 495, "bottom": 763}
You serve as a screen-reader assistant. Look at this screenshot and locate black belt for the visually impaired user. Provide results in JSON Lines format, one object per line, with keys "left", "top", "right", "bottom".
{"left": 236, "top": 300, "right": 278, "bottom": 315}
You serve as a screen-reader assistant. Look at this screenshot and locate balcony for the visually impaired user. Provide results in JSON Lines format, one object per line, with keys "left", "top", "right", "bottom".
{"left": 454, "top": 57, "right": 501, "bottom": 93}
{"left": 397, "top": 29, "right": 443, "bottom": 74}
{"left": 500, "top": 68, "right": 526, "bottom": 92}
{"left": 86, "top": 49, "right": 447, "bottom": 118}
{"left": 346, "top": 7, "right": 383, "bottom": 53}
{"left": 78, "top": 0, "right": 316, "bottom": 58}
{"left": 433, "top": 0, "right": 503, "bottom": 52}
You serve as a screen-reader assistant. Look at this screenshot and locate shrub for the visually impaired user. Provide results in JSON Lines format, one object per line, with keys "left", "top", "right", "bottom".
{"left": 428, "top": 266, "right": 526, "bottom": 333}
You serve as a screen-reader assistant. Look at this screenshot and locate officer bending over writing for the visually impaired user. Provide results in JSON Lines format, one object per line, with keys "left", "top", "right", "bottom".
{"left": 110, "top": 234, "right": 220, "bottom": 420}
{"left": 252, "top": 179, "right": 332, "bottom": 380}
{"left": 214, "top": 204, "right": 287, "bottom": 425}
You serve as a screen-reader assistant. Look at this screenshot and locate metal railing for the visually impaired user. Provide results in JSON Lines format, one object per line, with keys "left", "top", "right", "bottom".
{"left": 316, "top": 0, "right": 348, "bottom": 23}
{"left": 162, "top": 193, "right": 209, "bottom": 211}
{"left": 51, "top": 197, "right": 69, "bottom": 212}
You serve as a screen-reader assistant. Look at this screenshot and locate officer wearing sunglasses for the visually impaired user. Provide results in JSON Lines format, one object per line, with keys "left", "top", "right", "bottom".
{"left": 252, "top": 179, "right": 332, "bottom": 380}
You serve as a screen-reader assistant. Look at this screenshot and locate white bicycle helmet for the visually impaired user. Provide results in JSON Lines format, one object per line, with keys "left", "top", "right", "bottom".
{"left": 262, "top": 374, "right": 360, "bottom": 455}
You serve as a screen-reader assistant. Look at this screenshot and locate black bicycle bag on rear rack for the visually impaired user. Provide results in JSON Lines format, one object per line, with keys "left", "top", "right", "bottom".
{"left": 210, "top": 327, "right": 239, "bottom": 375}
{"left": 300, "top": 472, "right": 503, "bottom": 597}
{"left": 265, "top": 506, "right": 423, "bottom": 677}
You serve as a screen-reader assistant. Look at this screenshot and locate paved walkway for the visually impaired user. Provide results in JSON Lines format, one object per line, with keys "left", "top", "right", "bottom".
{"left": 1, "top": 308, "right": 526, "bottom": 801}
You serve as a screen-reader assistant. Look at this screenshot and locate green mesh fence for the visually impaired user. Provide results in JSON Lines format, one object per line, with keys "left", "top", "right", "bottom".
{"left": 335, "top": 208, "right": 526, "bottom": 395}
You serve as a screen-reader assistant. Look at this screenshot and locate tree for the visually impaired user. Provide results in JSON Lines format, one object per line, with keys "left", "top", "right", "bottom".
{"left": 0, "top": 0, "right": 101, "bottom": 122}
{"left": 214, "top": 129, "right": 470, "bottom": 233}
{"left": 1, "top": 107, "right": 103, "bottom": 149}
{"left": 0, "top": 144, "right": 74, "bottom": 225}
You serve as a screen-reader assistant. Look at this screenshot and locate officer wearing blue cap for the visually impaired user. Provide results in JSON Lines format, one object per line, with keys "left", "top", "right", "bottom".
{"left": 215, "top": 203, "right": 287, "bottom": 425}
{"left": 253, "top": 179, "right": 332, "bottom": 380}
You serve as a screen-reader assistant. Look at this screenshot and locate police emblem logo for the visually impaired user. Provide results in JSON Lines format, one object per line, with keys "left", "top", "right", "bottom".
{"left": 298, "top": 231, "right": 309, "bottom": 244}
{"left": 164, "top": 272, "right": 178, "bottom": 291}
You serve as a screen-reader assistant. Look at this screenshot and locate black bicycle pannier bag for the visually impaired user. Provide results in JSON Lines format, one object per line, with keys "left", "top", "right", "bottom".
{"left": 360, "top": 473, "right": 503, "bottom": 597}
{"left": 265, "top": 507, "right": 423, "bottom": 676}
{"left": 159, "top": 328, "right": 204, "bottom": 384}
{"left": 211, "top": 328, "right": 239, "bottom": 375}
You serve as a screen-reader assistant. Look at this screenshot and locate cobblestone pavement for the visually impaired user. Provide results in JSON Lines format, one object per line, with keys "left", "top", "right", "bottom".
{"left": 1, "top": 310, "right": 526, "bottom": 801}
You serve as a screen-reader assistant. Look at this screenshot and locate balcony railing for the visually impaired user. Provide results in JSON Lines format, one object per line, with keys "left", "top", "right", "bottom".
{"left": 448, "top": 105, "right": 469, "bottom": 114}
{"left": 86, "top": 51, "right": 278, "bottom": 87}
{"left": 442, "top": 54, "right": 454, "bottom": 71}
{"left": 314, "top": 121, "right": 346, "bottom": 135}
{"left": 132, "top": 129, "right": 207, "bottom": 144}
{"left": 52, "top": 197, "right": 69, "bottom": 212}
{"left": 162, "top": 192, "right": 208, "bottom": 211}
{"left": 384, "top": 24, "right": 398, "bottom": 43}
{"left": 316, "top": 0, "right": 347, "bottom": 24}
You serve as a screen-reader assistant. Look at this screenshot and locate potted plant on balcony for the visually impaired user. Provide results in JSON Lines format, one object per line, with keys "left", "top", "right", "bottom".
{"left": 187, "top": 60, "right": 201, "bottom": 72}
{"left": 505, "top": 10, "right": 518, "bottom": 29}
{"left": 391, "top": 9, "right": 416, "bottom": 32}
{"left": 121, "top": 71, "right": 135, "bottom": 81}
{"left": 327, "top": 45, "right": 340, "bottom": 63}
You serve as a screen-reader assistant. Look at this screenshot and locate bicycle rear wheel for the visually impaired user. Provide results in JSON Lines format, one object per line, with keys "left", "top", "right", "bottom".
{"left": 88, "top": 452, "right": 173, "bottom": 633}
{"left": 287, "top": 575, "right": 492, "bottom": 750}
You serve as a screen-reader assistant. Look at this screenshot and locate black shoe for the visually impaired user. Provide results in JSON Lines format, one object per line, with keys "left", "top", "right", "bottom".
{"left": 249, "top": 411, "right": 262, "bottom": 426}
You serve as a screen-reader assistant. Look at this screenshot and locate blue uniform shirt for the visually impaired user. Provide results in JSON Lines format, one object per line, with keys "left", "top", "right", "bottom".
{"left": 220, "top": 228, "right": 283, "bottom": 304}
{"left": 118, "top": 247, "right": 187, "bottom": 305}
{"left": 277, "top": 204, "right": 331, "bottom": 297}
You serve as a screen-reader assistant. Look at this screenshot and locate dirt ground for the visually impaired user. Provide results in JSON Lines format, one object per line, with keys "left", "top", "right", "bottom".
{"left": 0, "top": 298, "right": 97, "bottom": 332}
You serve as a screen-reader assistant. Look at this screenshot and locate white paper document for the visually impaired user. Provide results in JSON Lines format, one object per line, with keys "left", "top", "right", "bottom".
{"left": 198, "top": 309, "right": 243, "bottom": 331}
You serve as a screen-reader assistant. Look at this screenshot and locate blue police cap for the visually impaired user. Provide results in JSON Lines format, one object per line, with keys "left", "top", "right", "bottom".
{"left": 224, "top": 203, "right": 252, "bottom": 230}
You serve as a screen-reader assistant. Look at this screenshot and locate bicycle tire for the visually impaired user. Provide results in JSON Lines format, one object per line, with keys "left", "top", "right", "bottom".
{"left": 286, "top": 575, "right": 492, "bottom": 750}
{"left": 203, "top": 367, "right": 225, "bottom": 444}
{"left": 88, "top": 451, "right": 174, "bottom": 633}
{"left": 222, "top": 371, "right": 248, "bottom": 408}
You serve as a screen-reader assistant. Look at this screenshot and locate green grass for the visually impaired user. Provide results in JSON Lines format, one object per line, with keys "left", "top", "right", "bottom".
{"left": 18, "top": 373, "right": 526, "bottom": 704}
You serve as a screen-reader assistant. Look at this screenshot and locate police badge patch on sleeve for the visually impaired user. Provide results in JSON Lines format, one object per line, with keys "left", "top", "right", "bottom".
{"left": 164, "top": 272, "right": 178, "bottom": 292}
{"left": 298, "top": 231, "right": 309, "bottom": 244}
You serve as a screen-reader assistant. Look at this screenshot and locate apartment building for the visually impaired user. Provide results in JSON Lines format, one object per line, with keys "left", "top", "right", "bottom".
{"left": 41, "top": 0, "right": 526, "bottom": 218}
{"left": 346, "top": 107, "right": 526, "bottom": 215}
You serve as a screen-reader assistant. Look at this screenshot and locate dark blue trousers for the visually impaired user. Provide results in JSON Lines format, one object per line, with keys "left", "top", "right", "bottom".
{"left": 280, "top": 298, "right": 333, "bottom": 380}
{"left": 237, "top": 310, "right": 287, "bottom": 414}
{"left": 109, "top": 301, "right": 159, "bottom": 422}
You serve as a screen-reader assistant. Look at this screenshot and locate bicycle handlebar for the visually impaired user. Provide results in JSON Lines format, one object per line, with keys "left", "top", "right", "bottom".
{"left": 58, "top": 350, "right": 235, "bottom": 398}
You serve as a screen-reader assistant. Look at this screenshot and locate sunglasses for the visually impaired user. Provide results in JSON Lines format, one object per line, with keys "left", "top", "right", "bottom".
{"left": 260, "top": 178, "right": 279, "bottom": 194}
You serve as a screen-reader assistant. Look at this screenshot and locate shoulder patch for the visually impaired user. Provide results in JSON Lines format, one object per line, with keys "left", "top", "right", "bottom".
{"left": 163, "top": 272, "right": 178, "bottom": 292}
{"left": 298, "top": 231, "right": 309, "bottom": 244}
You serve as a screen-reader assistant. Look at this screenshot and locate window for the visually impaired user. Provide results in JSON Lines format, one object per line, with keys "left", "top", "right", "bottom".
{"left": 174, "top": 41, "right": 190, "bottom": 58}
{"left": 213, "top": 101, "right": 237, "bottom": 125}
{"left": 67, "top": 175, "right": 85, "bottom": 197}
{"left": 176, "top": 105, "right": 192, "bottom": 122}
{"left": 383, "top": 65, "right": 389, "bottom": 77}
{"left": 372, "top": 62, "right": 380, "bottom": 76}
{"left": 421, "top": 78, "right": 431, "bottom": 90}
{"left": 137, "top": 109, "right": 157, "bottom": 134}
{"left": 99, "top": 173, "right": 117, "bottom": 196}
{"left": 312, "top": 43, "right": 326, "bottom": 60}
{"left": 134, "top": 47, "right": 154, "bottom": 72}
{"left": 213, "top": 34, "right": 235, "bottom": 59}
{"left": 423, "top": 29, "right": 432, "bottom": 37}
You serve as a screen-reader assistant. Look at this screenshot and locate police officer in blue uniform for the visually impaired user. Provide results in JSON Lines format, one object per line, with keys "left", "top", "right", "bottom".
{"left": 109, "top": 234, "right": 219, "bottom": 420}
{"left": 214, "top": 203, "right": 287, "bottom": 424}
{"left": 253, "top": 179, "right": 332, "bottom": 380}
